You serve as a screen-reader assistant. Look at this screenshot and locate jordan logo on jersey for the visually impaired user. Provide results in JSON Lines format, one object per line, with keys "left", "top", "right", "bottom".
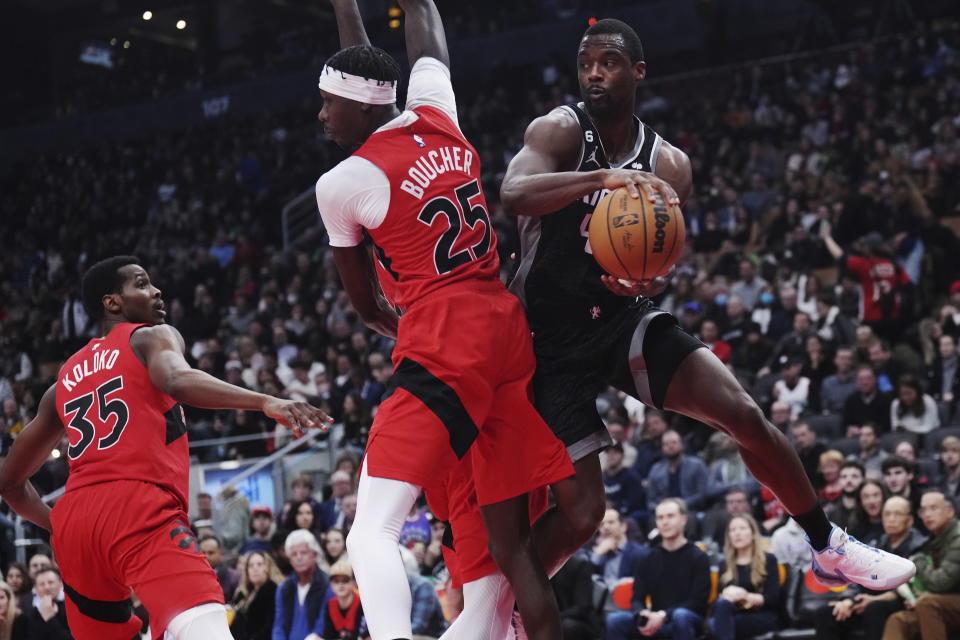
{"left": 584, "top": 148, "right": 600, "bottom": 167}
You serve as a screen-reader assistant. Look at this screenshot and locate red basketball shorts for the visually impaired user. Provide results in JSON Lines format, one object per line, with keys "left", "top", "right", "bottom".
{"left": 50, "top": 480, "right": 224, "bottom": 639}
{"left": 428, "top": 462, "right": 550, "bottom": 588}
{"left": 365, "top": 280, "right": 573, "bottom": 506}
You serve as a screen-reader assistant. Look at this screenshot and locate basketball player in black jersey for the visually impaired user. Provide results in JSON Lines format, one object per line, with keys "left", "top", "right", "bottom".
{"left": 501, "top": 20, "right": 914, "bottom": 630}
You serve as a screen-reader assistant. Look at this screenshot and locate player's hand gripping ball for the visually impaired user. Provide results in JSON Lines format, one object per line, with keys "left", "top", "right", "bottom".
{"left": 588, "top": 186, "right": 685, "bottom": 281}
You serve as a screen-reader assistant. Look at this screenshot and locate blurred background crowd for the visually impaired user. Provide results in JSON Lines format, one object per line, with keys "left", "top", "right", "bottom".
{"left": 2, "top": 0, "right": 960, "bottom": 638}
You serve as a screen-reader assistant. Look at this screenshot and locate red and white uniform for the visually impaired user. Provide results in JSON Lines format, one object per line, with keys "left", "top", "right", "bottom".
{"left": 316, "top": 58, "right": 572, "bottom": 507}
{"left": 843, "top": 255, "right": 911, "bottom": 323}
{"left": 51, "top": 322, "right": 222, "bottom": 639}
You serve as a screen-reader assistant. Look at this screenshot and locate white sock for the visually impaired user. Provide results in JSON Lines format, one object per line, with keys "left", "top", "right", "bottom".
{"left": 440, "top": 573, "right": 515, "bottom": 640}
{"left": 163, "top": 603, "right": 232, "bottom": 640}
{"left": 347, "top": 458, "right": 420, "bottom": 639}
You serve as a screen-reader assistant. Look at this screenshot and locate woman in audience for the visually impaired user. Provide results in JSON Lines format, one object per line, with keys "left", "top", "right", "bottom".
{"left": 709, "top": 514, "right": 780, "bottom": 640}
{"left": 229, "top": 551, "right": 284, "bottom": 640}
{"left": 846, "top": 479, "right": 888, "bottom": 544}
{"left": 0, "top": 581, "right": 22, "bottom": 640}
{"left": 2, "top": 566, "right": 28, "bottom": 614}
{"left": 282, "top": 499, "right": 321, "bottom": 538}
{"left": 890, "top": 374, "right": 940, "bottom": 434}
{"left": 319, "top": 528, "right": 348, "bottom": 574}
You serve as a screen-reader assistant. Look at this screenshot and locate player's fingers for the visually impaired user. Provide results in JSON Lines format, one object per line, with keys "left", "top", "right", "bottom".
{"left": 641, "top": 181, "right": 657, "bottom": 202}
{"left": 624, "top": 179, "right": 641, "bottom": 198}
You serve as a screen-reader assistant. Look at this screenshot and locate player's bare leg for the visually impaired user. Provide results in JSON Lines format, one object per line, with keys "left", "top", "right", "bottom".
{"left": 662, "top": 349, "right": 822, "bottom": 527}
{"left": 530, "top": 455, "right": 606, "bottom": 575}
{"left": 480, "top": 495, "right": 561, "bottom": 640}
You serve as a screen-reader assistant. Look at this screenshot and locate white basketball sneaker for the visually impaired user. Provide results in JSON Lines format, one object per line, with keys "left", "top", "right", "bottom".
{"left": 810, "top": 526, "right": 917, "bottom": 590}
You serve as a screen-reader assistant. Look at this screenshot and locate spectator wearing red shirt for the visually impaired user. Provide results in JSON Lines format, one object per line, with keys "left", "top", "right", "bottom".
{"left": 822, "top": 225, "right": 912, "bottom": 342}
{"left": 699, "top": 320, "right": 732, "bottom": 363}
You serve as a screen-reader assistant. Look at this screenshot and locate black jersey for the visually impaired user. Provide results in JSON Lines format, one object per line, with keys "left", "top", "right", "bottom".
{"left": 509, "top": 102, "right": 664, "bottom": 334}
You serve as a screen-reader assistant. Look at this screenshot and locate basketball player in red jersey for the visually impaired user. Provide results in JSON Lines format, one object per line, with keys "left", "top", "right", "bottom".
{"left": 314, "top": 1, "right": 573, "bottom": 638}
{"left": 0, "top": 256, "right": 332, "bottom": 640}
{"left": 498, "top": 20, "right": 915, "bottom": 634}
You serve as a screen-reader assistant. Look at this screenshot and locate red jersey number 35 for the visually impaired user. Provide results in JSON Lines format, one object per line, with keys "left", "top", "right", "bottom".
{"left": 62, "top": 376, "right": 130, "bottom": 460}
{"left": 416, "top": 178, "right": 491, "bottom": 275}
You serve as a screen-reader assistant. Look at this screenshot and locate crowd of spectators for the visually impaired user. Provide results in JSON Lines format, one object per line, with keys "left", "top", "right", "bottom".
{"left": 0, "top": 9, "right": 960, "bottom": 640}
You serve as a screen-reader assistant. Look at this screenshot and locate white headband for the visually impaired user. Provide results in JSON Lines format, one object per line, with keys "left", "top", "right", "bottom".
{"left": 318, "top": 65, "right": 397, "bottom": 105}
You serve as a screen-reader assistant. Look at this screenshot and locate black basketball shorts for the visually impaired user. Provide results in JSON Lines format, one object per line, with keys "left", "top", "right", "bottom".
{"left": 530, "top": 300, "right": 705, "bottom": 462}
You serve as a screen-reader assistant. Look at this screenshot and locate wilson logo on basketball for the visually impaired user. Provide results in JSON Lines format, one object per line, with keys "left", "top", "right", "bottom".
{"left": 651, "top": 211, "right": 670, "bottom": 254}
{"left": 612, "top": 214, "right": 640, "bottom": 228}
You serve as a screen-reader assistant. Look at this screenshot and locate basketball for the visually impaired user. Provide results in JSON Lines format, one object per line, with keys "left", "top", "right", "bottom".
{"left": 588, "top": 187, "right": 686, "bottom": 281}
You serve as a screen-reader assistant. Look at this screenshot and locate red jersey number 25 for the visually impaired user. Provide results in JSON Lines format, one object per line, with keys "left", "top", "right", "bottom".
{"left": 416, "top": 179, "right": 491, "bottom": 275}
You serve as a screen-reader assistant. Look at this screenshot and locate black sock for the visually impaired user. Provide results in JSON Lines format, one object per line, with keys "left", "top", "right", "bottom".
{"left": 793, "top": 506, "right": 833, "bottom": 551}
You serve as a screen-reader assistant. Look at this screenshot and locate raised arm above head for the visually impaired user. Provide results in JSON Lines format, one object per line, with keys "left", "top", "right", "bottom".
{"left": 397, "top": 0, "right": 450, "bottom": 67}
{"left": 330, "top": 0, "right": 370, "bottom": 47}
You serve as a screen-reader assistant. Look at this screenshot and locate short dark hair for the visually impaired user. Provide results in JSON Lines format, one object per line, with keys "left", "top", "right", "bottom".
{"left": 840, "top": 460, "right": 865, "bottom": 476}
{"left": 583, "top": 18, "right": 644, "bottom": 62}
{"left": 198, "top": 535, "right": 222, "bottom": 549}
{"left": 35, "top": 567, "right": 62, "bottom": 582}
{"left": 882, "top": 455, "right": 914, "bottom": 475}
{"left": 81, "top": 255, "right": 140, "bottom": 320}
{"left": 921, "top": 489, "right": 957, "bottom": 511}
{"left": 326, "top": 45, "right": 401, "bottom": 85}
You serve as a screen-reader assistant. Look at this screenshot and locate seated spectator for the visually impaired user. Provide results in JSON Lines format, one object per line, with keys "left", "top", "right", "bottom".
{"left": 821, "top": 347, "right": 858, "bottom": 415}
{"left": 705, "top": 434, "right": 759, "bottom": 507}
{"left": 322, "top": 561, "right": 367, "bottom": 640}
{"left": 769, "top": 401, "right": 793, "bottom": 432}
{"left": 199, "top": 535, "right": 240, "bottom": 602}
{"left": 279, "top": 475, "right": 322, "bottom": 530}
{"left": 215, "top": 485, "right": 251, "bottom": 557}
{"left": 890, "top": 374, "right": 940, "bottom": 435}
{"left": 601, "top": 421, "right": 637, "bottom": 471}
{"left": 333, "top": 494, "right": 357, "bottom": 538}
{"left": 5, "top": 563, "right": 30, "bottom": 611}
{"left": 319, "top": 528, "right": 348, "bottom": 575}
{"left": 803, "top": 334, "right": 832, "bottom": 412}
{"left": 605, "top": 499, "right": 710, "bottom": 640}
{"left": 229, "top": 550, "right": 283, "bottom": 640}
{"left": 399, "top": 503, "right": 432, "bottom": 557}
{"left": 18, "top": 568, "right": 69, "bottom": 640}
{"left": 319, "top": 471, "right": 354, "bottom": 532}
{"left": 283, "top": 500, "right": 322, "bottom": 538}
{"left": 818, "top": 449, "right": 845, "bottom": 503}
{"left": 273, "top": 530, "right": 330, "bottom": 640}
{"left": 791, "top": 422, "right": 827, "bottom": 489}
{"left": 551, "top": 552, "right": 601, "bottom": 640}
{"left": 814, "top": 496, "right": 926, "bottom": 640}
{"left": 238, "top": 506, "right": 276, "bottom": 555}
{"left": 770, "top": 518, "right": 810, "bottom": 573}
{"left": 192, "top": 492, "right": 214, "bottom": 528}
{"left": 708, "top": 515, "right": 779, "bottom": 640}
{"left": 647, "top": 430, "right": 708, "bottom": 513}
{"left": 602, "top": 443, "right": 647, "bottom": 525}
{"left": 772, "top": 357, "right": 811, "bottom": 419}
{"left": 882, "top": 456, "right": 921, "bottom": 515}
{"left": 883, "top": 491, "right": 960, "bottom": 640}
{"left": 848, "top": 423, "right": 888, "bottom": 478}
{"left": 633, "top": 411, "right": 667, "bottom": 479}
{"left": 589, "top": 509, "right": 646, "bottom": 588}
{"left": 928, "top": 334, "right": 960, "bottom": 423}
{"left": 824, "top": 460, "right": 865, "bottom": 529}
{"left": 399, "top": 546, "right": 447, "bottom": 638}
{"left": 0, "top": 580, "right": 22, "bottom": 640}
{"left": 843, "top": 367, "right": 892, "bottom": 436}
{"left": 846, "top": 479, "right": 887, "bottom": 545}
{"left": 699, "top": 320, "right": 732, "bottom": 363}
{"left": 702, "top": 487, "right": 753, "bottom": 550}
{"left": 939, "top": 436, "right": 960, "bottom": 498}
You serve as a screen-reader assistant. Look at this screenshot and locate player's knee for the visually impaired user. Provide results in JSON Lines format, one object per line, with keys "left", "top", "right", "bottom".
{"left": 568, "top": 497, "right": 605, "bottom": 544}
{"left": 721, "top": 393, "right": 769, "bottom": 445}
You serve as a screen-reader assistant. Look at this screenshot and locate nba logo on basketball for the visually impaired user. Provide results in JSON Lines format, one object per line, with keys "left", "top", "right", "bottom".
{"left": 612, "top": 214, "right": 640, "bottom": 228}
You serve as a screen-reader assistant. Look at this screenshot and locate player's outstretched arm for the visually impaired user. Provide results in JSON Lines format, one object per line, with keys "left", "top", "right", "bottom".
{"left": 397, "top": 0, "right": 450, "bottom": 67}
{"left": 132, "top": 325, "right": 333, "bottom": 432}
{"left": 332, "top": 246, "right": 400, "bottom": 339}
{"left": 501, "top": 110, "right": 679, "bottom": 217}
{"left": 330, "top": 0, "right": 370, "bottom": 47}
{"left": 0, "top": 385, "right": 63, "bottom": 531}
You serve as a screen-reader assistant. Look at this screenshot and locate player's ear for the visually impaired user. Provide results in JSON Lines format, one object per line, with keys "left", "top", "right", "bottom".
{"left": 633, "top": 61, "right": 646, "bottom": 82}
{"left": 102, "top": 293, "right": 122, "bottom": 316}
